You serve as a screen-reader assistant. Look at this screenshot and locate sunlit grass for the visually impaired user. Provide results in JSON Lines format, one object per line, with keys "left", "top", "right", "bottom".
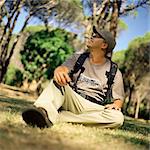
{"left": 0, "top": 93, "right": 149, "bottom": 150}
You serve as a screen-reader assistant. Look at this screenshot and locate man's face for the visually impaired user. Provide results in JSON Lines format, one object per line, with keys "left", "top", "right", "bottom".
{"left": 86, "top": 33, "right": 107, "bottom": 50}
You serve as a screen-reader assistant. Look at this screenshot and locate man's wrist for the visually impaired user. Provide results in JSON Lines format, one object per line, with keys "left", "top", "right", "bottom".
{"left": 113, "top": 99, "right": 123, "bottom": 108}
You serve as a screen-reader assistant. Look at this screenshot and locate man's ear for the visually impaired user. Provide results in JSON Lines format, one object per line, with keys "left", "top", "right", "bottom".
{"left": 102, "top": 42, "right": 108, "bottom": 49}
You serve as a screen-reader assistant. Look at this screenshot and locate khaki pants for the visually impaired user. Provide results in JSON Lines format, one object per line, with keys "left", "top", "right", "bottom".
{"left": 34, "top": 80, "right": 124, "bottom": 128}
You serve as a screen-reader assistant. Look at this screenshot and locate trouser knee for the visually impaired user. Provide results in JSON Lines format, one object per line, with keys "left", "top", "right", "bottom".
{"left": 105, "top": 109, "right": 124, "bottom": 128}
{"left": 112, "top": 111, "right": 124, "bottom": 127}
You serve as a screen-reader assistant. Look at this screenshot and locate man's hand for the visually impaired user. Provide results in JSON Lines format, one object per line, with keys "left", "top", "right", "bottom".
{"left": 54, "top": 66, "right": 71, "bottom": 86}
{"left": 105, "top": 99, "right": 123, "bottom": 111}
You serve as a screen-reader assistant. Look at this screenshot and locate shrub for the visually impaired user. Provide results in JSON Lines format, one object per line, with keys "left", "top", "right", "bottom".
{"left": 4, "top": 65, "right": 23, "bottom": 87}
{"left": 20, "top": 28, "right": 74, "bottom": 82}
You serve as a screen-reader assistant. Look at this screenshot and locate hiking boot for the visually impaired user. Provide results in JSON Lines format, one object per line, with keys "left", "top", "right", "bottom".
{"left": 22, "top": 107, "right": 52, "bottom": 128}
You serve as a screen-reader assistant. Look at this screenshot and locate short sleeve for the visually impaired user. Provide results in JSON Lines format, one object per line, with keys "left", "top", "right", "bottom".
{"left": 112, "top": 69, "right": 125, "bottom": 101}
{"left": 61, "top": 52, "right": 82, "bottom": 72}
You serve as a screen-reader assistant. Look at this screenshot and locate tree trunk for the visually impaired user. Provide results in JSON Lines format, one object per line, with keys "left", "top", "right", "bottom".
{"left": 109, "top": 1, "right": 120, "bottom": 37}
{"left": 0, "top": 0, "right": 5, "bottom": 24}
{"left": 0, "top": 0, "right": 21, "bottom": 44}
{"left": 0, "top": 0, "right": 23, "bottom": 82}
{"left": 0, "top": 9, "right": 22, "bottom": 82}
{"left": 0, "top": 0, "right": 58, "bottom": 83}
{"left": 135, "top": 91, "right": 140, "bottom": 119}
{"left": 97, "top": 0, "right": 109, "bottom": 29}
{"left": 0, "top": 14, "right": 31, "bottom": 83}
{"left": 124, "top": 85, "right": 134, "bottom": 115}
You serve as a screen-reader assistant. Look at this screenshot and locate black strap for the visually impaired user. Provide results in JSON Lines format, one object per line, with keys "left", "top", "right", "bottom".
{"left": 69, "top": 52, "right": 90, "bottom": 79}
{"left": 105, "top": 61, "right": 118, "bottom": 103}
{"left": 69, "top": 52, "right": 118, "bottom": 104}
{"left": 69, "top": 52, "right": 90, "bottom": 92}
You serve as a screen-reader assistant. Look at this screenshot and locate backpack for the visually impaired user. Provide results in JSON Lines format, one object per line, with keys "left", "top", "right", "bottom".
{"left": 69, "top": 52, "right": 118, "bottom": 104}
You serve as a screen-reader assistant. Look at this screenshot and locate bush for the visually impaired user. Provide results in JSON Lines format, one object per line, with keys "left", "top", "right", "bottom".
{"left": 4, "top": 65, "right": 23, "bottom": 87}
{"left": 20, "top": 28, "right": 74, "bottom": 82}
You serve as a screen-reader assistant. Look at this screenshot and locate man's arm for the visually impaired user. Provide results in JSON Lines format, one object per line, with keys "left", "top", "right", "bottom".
{"left": 105, "top": 69, "right": 125, "bottom": 110}
{"left": 54, "top": 66, "right": 71, "bottom": 86}
{"left": 53, "top": 52, "right": 80, "bottom": 86}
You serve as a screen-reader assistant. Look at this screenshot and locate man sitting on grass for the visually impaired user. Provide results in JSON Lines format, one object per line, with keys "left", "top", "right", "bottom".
{"left": 22, "top": 26, "right": 125, "bottom": 129}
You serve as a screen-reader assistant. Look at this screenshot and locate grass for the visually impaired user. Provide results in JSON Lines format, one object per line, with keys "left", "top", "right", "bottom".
{"left": 0, "top": 85, "right": 149, "bottom": 150}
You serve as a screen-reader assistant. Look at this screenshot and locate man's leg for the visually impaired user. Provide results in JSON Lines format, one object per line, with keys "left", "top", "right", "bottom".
{"left": 33, "top": 80, "right": 65, "bottom": 124}
{"left": 59, "top": 110, "right": 124, "bottom": 128}
{"left": 23, "top": 81, "right": 124, "bottom": 129}
{"left": 57, "top": 85, "right": 124, "bottom": 129}
{"left": 22, "top": 80, "right": 65, "bottom": 128}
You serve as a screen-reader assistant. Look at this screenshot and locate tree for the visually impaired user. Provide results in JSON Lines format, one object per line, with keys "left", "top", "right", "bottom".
{"left": 51, "top": 0, "right": 83, "bottom": 28}
{"left": 0, "top": 0, "right": 58, "bottom": 83}
{"left": 81, "top": 0, "right": 150, "bottom": 37}
{"left": 124, "top": 32, "right": 150, "bottom": 81}
{"left": 0, "top": 0, "right": 150, "bottom": 84}
{"left": 123, "top": 33, "right": 150, "bottom": 119}
{"left": 80, "top": 0, "right": 150, "bottom": 57}
{"left": 0, "top": 0, "right": 84, "bottom": 83}
{"left": 20, "top": 28, "right": 74, "bottom": 91}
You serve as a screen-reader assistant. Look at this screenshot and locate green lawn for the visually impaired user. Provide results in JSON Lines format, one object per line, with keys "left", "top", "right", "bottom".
{"left": 0, "top": 86, "right": 149, "bottom": 150}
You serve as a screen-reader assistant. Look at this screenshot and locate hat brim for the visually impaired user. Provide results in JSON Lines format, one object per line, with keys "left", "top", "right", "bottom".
{"left": 93, "top": 26, "right": 105, "bottom": 41}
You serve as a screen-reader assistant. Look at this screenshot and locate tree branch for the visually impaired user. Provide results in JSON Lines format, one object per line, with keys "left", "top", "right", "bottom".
{"left": 1, "top": 6, "right": 21, "bottom": 61}
{"left": 97, "top": 0, "right": 109, "bottom": 22}
{"left": 120, "top": 0, "right": 150, "bottom": 16}
{"left": 0, "top": 0, "right": 22, "bottom": 44}
{"left": 0, "top": 0, "right": 5, "bottom": 23}
{"left": 0, "top": 0, "right": 5, "bottom": 9}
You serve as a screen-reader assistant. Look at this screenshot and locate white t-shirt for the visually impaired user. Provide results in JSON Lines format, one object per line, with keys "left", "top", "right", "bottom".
{"left": 62, "top": 52, "right": 125, "bottom": 104}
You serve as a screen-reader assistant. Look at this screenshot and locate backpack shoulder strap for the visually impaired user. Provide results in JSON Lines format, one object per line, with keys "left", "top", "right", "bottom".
{"left": 69, "top": 52, "right": 90, "bottom": 78}
{"left": 105, "top": 61, "right": 118, "bottom": 102}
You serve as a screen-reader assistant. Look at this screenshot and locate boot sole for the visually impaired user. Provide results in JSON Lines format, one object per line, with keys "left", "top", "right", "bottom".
{"left": 22, "top": 108, "right": 51, "bottom": 128}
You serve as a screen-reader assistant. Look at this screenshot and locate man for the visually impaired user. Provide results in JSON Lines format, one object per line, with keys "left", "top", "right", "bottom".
{"left": 22, "top": 26, "right": 125, "bottom": 129}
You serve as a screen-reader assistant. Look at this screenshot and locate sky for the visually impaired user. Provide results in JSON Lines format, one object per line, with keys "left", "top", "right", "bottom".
{"left": 13, "top": 5, "right": 150, "bottom": 52}
{"left": 114, "top": 7, "right": 150, "bottom": 51}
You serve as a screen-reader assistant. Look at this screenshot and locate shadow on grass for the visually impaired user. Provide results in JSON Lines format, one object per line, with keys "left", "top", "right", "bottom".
{"left": 105, "top": 131, "right": 149, "bottom": 149}
{"left": 112, "top": 119, "right": 150, "bottom": 148}
{"left": 85, "top": 118, "right": 149, "bottom": 148}
{"left": 0, "top": 97, "right": 34, "bottom": 113}
{"left": 121, "top": 120, "right": 150, "bottom": 136}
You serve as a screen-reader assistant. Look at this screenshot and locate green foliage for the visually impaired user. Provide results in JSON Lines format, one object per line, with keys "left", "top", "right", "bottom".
{"left": 20, "top": 28, "right": 74, "bottom": 81}
{"left": 112, "top": 50, "right": 127, "bottom": 74}
{"left": 112, "top": 50, "right": 126, "bottom": 65}
{"left": 113, "top": 33, "right": 150, "bottom": 72}
{"left": 118, "top": 19, "right": 128, "bottom": 30}
{"left": 4, "top": 65, "right": 23, "bottom": 86}
{"left": 128, "top": 32, "right": 150, "bottom": 50}
{"left": 54, "top": 0, "right": 83, "bottom": 25}
{"left": 24, "top": 25, "right": 47, "bottom": 33}
{"left": 122, "top": 33, "right": 150, "bottom": 119}
{"left": 124, "top": 32, "right": 150, "bottom": 77}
